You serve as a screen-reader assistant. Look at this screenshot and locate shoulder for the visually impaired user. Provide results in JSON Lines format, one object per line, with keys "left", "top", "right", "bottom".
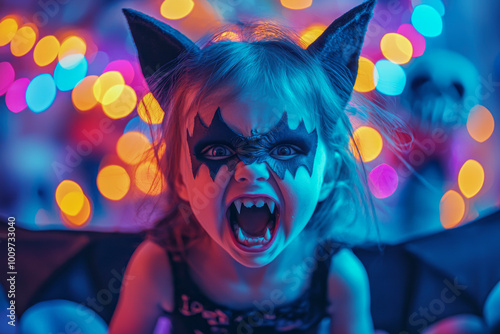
{"left": 108, "top": 240, "right": 174, "bottom": 333}
{"left": 327, "top": 248, "right": 369, "bottom": 300}
{"left": 127, "top": 239, "right": 175, "bottom": 312}
{"left": 327, "top": 248, "right": 374, "bottom": 333}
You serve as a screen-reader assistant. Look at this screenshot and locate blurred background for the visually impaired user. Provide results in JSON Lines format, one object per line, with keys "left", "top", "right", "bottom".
{"left": 0, "top": 0, "right": 499, "bottom": 241}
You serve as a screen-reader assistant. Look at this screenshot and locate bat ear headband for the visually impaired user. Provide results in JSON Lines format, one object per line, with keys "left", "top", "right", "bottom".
{"left": 123, "top": 0, "right": 375, "bottom": 108}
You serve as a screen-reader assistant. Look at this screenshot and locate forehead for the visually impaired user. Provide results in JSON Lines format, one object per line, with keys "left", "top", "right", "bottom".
{"left": 185, "top": 89, "right": 317, "bottom": 137}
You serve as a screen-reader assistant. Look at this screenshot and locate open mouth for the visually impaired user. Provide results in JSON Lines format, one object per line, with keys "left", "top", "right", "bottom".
{"left": 226, "top": 196, "right": 280, "bottom": 252}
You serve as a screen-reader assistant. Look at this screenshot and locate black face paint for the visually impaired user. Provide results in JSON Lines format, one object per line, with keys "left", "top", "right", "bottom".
{"left": 186, "top": 107, "right": 318, "bottom": 180}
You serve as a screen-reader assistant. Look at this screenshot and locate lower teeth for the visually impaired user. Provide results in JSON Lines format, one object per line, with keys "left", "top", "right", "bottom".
{"left": 232, "top": 223, "right": 274, "bottom": 247}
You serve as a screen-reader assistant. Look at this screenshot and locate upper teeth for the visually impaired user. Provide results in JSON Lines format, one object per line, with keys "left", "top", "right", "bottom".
{"left": 233, "top": 198, "right": 276, "bottom": 214}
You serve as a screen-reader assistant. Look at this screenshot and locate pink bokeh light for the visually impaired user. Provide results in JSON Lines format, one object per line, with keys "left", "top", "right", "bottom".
{"left": 6, "top": 78, "right": 30, "bottom": 113}
{"left": 369, "top": 163, "right": 399, "bottom": 199}
{"left": 0, "top": 62, "right": 15, "bottom": 96}
{"left": 397, "top": 24, "right": 426, "bottom": 57}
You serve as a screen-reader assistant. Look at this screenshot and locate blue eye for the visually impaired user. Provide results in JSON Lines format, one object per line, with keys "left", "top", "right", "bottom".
{"left": 270, "top": 144, "right": 300, "bottom": 160}
{"left": 202, "top": 145, "right": 234, "bottom": 160}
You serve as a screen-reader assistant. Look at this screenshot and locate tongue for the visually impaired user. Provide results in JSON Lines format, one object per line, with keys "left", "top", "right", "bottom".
{"left": 236, "top": 206, "right": 271, "bottom": 236}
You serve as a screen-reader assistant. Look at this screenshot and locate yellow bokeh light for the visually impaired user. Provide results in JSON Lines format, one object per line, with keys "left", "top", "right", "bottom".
{"left": 58, "top": 36, "right": 86, "bottom": 61}
{"left": 117, "top": 131, "right": 152, "bottom": 165}
{"left": 33, "top": 35, "right": 60, "bottom": 66}
{"left": 93, "top": 71, "right": 125, "bottom": 103}
{"left": 137, "top": 92, "right": 165, "bottom": 124}
{"left": 350, "top": 126, "right": 383, "bottom": 162}
{"left": 0, "top": 18, "right": 18, "bottom": 46}
{"left": 61, "top": 195, "right": 91, "bottom": 228}
{"left": 56, "top": 180, "right": 83, "bottom": 206}
{"left": 467, "top": 105, "right": 495, "bottom": 143}
{"left": 60, "top": 191, "right": 85, "bottom": 216}
{"left": 10, "top": 26, "right": 37, "bottom": 57}
{"left": 102, "top": 84, "right": 137, "bottom": 119}
{"left": 55, "top": 180, "right": 85, "bottom": 216}
{"left": 281, "top": 0, "right": 313, "bottom": 10}
{"left": 380, "top": 33, "right": 413, "bottom": 65}
{"left": 72, "top": 75, "right": 99, "bottom": 111}
{"left": 160, "top": 0, "right": 195, "bottom": 20}
{"left": 440, "top": 190, "right": 465, "bottom": 229}
{"left": 354, "top": 56, "right": 378, "bottom": 93}
{"left": 458, "top": 159, "right": 484, "bottom": 198}
{"left": 300, "top": 24, "right": 327, "bottom": 48}
{"left": 135, "top": 161, "right": 164, "bottom": 196}
{"left": 97, "top": 165, "right": 130, "bottom": 200}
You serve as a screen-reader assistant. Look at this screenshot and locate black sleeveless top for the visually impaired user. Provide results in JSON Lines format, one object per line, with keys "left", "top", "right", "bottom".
{"left": 163, "top": 239, "right": 343, "bottom": 334}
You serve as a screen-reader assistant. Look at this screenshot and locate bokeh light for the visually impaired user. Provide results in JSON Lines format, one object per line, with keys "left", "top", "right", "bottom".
{"left": 467, "top": 105, "right": 495, "bottom": 143}
{"left": 124, "top": 116, "right": 159, "bottom": 142}
{"left": 368, "top": 164, "right": 399, "bottom": 199}
{"left": 97, "top": 165, "right": 130, "bottom": 200}
{"left": 93, "top": 71, "right": 125, "bottom": 103}
{"left": 26, "top": 73, "right": 57, "bottom": 113}
{"left": 160, "top": 0, "right": 195, "bottom": 20}
{"left": 102, "top": 84, "right": 137, "bottom": 119}
{"left": 397, "top": 24, "right": 426, "bottom": 57}
{"left": 72, "top": 75, "right": 99, "bottom": 111}
{"left": 375, "top": 60, "right": 406, "bottom": 96}
{"left": 116, "top": 131, "right": 152, "bottom": 165}
{"left": 354, "top": 57, "right": 378, "bottom": 93}
{"left": 6, "top": 78, "right": 30, "bottom": 113}
{"left": 54, "top": 54, "right": 88, "bottom": 91}
{"left": 137, "top": 92, "right": 165, "bottom": 124}
{"left": 411, "top": 5, "right": 443, "bottom": 37}
{"left": 458, "top": 160, "right": 484, "bottom": 198}
{"left": 300, "top": 24, "right": 327, "bottom": 48}
{"left": 440, "top": 190, "right": 465, "bottom": 229}
{"left": 0, "top": 17, "right": 18, "bottom": 46}
{"left": 135, "top": 161, "right": 164, "bottom": 195}
{"left": 380, "top": 33, "right": 413, "bottom": 64}
{"left": 103, "top": 60, "right": 135, "bottom": 85}
{"left": 10, "top": 25, "right": 37, "bottom": 57}
{"left": 33, "top": 35, "right": 60, "bottom": 66}
{"left": 59, "top": 36, "right": 86, "bottom": 60}
{"left": 280, "top": 0, "right": 313, "bottom": 10}
{"left": 411, "top": 0, "right": 445, "bottom": 16}
{"left": 61, "top": 195, "right": 92, "bottom": 228}
{"left": 0, "top": 62, "right": 15, "bottom": 96}
{"left": 55, "top": 180, "right": 85, "bottom": 216}
{"left": 350, "top": 126, "right": 383, "bottom": 162}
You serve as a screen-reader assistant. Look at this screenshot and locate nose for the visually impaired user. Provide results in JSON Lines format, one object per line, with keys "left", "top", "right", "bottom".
{"left": 234, "top": 161, "right": 270, "bottom": 183}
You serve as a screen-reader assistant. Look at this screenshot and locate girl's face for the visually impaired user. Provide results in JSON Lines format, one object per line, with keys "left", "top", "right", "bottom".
{"left": 178, "top": 90, "right": 331, "bottom": 267}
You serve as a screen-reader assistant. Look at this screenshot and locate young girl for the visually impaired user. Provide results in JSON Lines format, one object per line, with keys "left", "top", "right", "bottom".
{"left": 110, "top": 1, "right": 376, "bottom": 333}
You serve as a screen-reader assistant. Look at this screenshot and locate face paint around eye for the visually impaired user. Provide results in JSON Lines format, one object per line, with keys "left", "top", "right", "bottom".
{"left": 202, "top": 144, "right": 235, "bottom": 160}
{"left": 186, "top": 107, "right": 318, "bottom": 180}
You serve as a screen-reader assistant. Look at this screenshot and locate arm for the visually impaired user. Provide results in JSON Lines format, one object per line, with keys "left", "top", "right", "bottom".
{"left": 108, "top": 240, "right": 174, "bottom": 334}
{"left": 327, "top": 248, "right": 374, "bottom": 334}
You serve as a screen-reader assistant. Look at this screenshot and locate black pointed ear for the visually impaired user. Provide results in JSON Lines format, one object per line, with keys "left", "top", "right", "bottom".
{"left": 122, "top": 9, "right": 199, "bottom": 94}
{"left": 307, "top": 0, "right": 375, "bottom": 108}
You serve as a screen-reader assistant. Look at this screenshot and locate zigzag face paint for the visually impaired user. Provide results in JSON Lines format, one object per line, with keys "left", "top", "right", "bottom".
{"left": 187, "top": 107, "right": 318, "bottom": 180}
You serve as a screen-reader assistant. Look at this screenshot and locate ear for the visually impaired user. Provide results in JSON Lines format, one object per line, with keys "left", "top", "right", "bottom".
{"left": 122, "top": 8, "right": 200, "bottom": 99}
{"left": 175, "top": 173, "right": 189, "bottom": 202}
{"left": 307, "top": 0, "right": 375, "bottom": 109}
{"left": 318, "top": 152, "right": 342, "bottom": 202}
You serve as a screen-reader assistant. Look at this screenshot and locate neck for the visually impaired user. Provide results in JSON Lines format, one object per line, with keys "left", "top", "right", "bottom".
{"left": 189, "top": 229, "right": 317, "bottom": 287}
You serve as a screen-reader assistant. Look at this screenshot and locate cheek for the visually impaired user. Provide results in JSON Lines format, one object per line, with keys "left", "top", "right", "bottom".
{"left": 181, "top": 147, "right": 232, "bottom": 232}
{"left": 279, "top": 144, "right": 327, "bottom": 229}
